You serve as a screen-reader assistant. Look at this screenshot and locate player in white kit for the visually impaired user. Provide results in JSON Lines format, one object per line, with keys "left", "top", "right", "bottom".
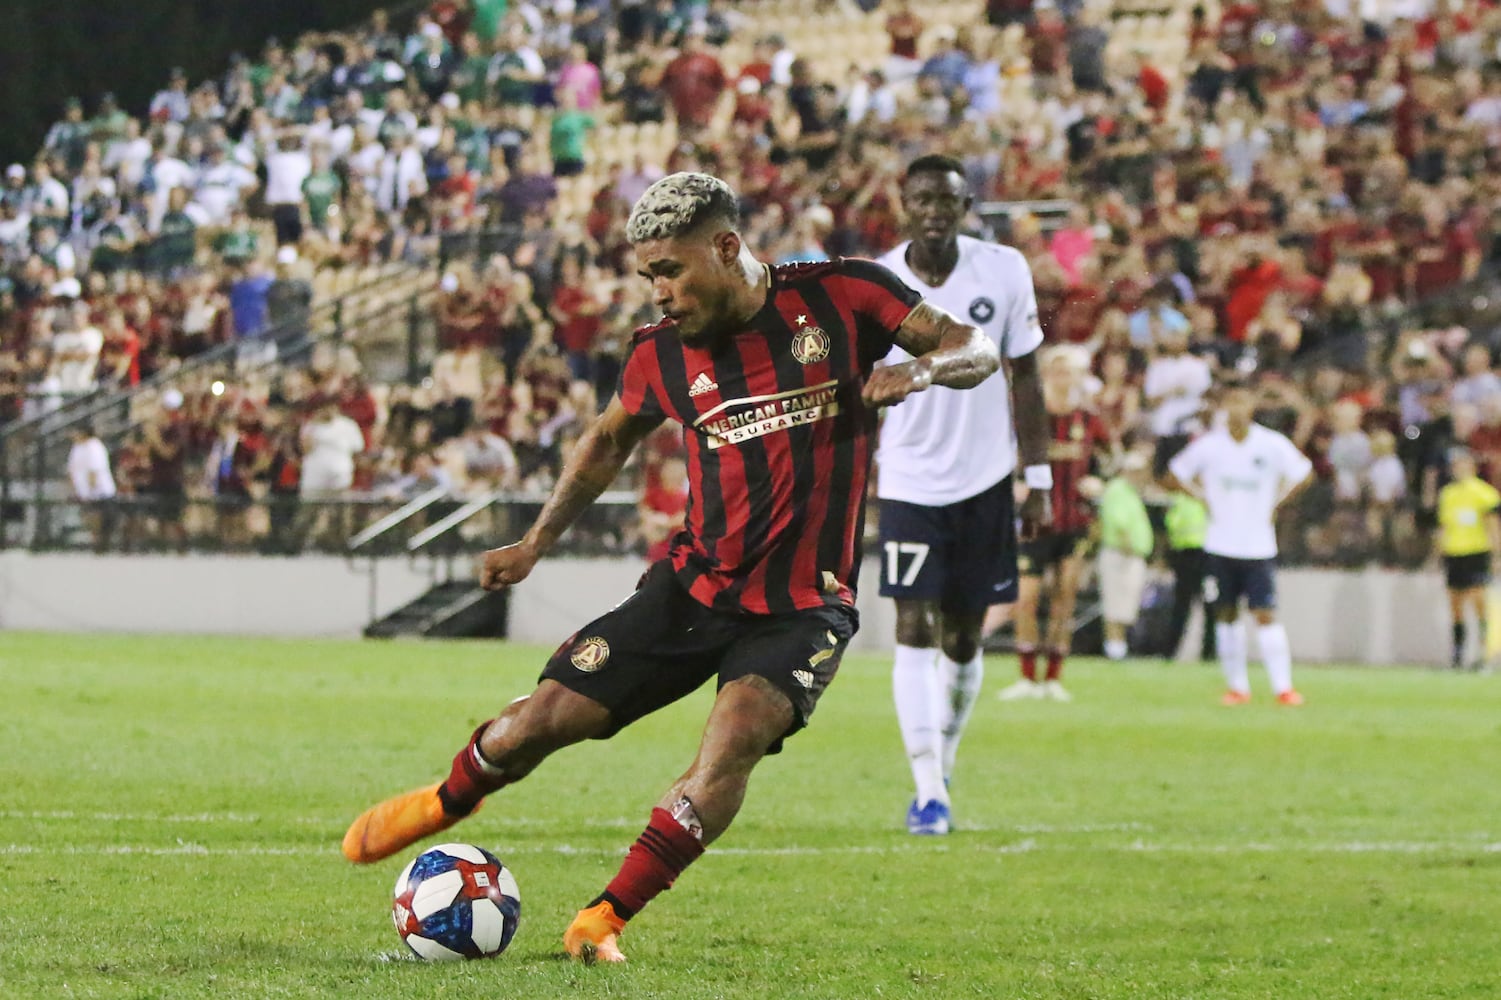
{"left": 1168, "top": 382, "right": 1314, "bottom": 706}
{"left": 876, "top": 155, "right": 1052, "bottom": 834}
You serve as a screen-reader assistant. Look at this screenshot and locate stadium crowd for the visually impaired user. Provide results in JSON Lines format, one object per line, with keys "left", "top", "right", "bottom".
{"left": 9, "top": 0, "right": 1501, "bottom": 562}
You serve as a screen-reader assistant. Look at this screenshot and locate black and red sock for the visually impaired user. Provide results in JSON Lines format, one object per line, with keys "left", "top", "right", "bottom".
{"left": 437, "top": 721, "right": 510, "bottom": 816}
{"left": 593, "top": 807, "right": 705, "bottom": 920}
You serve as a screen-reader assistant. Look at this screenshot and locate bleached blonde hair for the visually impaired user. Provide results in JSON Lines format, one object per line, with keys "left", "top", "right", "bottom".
{"left": 625, "top": 172, "right": 741, "bottom": 244}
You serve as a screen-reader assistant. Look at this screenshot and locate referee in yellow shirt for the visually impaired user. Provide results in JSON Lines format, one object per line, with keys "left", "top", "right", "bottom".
{"left": 1437, "top": 448, "right": 1501, "bottom": 670}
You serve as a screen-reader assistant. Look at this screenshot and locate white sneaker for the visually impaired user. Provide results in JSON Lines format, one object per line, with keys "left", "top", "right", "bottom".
{"left": 997, "top": 679, "right": 1043, "bottom": 701}
{"left": 1043, "top": 680, "right": 1073, "bottom": 702}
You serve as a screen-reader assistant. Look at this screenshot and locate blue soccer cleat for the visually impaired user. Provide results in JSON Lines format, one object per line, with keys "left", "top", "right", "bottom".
{"left": 905, "top": 798, "right": 951, "bottom": 836}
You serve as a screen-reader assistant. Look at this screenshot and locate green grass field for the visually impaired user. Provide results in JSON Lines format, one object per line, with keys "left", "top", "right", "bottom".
{"left": 3, "top": 633, "right": 1501, "bottom": 999}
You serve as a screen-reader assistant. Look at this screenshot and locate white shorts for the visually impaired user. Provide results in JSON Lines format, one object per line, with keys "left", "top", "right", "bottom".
{"left": 300, "top": 460, "right": 353, "bottom": 498}
{"left": 1099, "top": 548, "right": 1147, "bottom": 625}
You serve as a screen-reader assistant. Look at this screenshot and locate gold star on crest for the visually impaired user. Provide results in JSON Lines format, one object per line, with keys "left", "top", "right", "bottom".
{"left": 795, "top": 315, "right": 808, "bottom": 326}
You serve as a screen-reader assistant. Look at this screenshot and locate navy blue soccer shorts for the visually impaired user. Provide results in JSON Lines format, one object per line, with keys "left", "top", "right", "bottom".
{"left": 876, "top": 475, "right": 1018, "bottom": 613}
{"left": 1203, "top": 554, "right": 1278, "bottom": 612}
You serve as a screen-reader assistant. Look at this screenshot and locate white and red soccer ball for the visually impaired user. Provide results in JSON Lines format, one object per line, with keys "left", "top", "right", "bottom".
{"left": 391, "top": 843, "right": 521, "bottom": 961}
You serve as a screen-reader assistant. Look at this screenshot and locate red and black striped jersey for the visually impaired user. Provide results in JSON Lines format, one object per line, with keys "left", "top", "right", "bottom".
{"left": 618, "top": 258, "right": 921, "bottom": 615}
{"left": 1046, "top": 408, "right": 1109, "bottom": 534}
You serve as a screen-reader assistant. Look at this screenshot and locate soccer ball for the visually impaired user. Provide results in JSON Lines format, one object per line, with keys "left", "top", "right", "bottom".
{"left": 391, "top": 843, "right": 521, "bottom": 961}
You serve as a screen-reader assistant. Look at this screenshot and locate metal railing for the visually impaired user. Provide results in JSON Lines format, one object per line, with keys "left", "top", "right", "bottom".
{"left": 4, "top": 491, "right": 645, "bottom": 557}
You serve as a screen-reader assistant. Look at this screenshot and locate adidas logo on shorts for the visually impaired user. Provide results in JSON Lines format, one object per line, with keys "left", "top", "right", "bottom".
{"left": 688, "top": 372, "right": 719, "bottom": 397}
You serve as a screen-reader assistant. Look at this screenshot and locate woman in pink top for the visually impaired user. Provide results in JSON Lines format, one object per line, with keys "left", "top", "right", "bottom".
{"left": 1049, "top": 204, "right": 1096, "bottom": 286}
{"left": 556, "top": 43, "right": 602, "bottom": 111}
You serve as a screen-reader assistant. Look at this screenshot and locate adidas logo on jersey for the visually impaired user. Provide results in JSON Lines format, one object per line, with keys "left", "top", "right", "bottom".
{"left": 688, "top": 372, "right": 719, "bottom": 397}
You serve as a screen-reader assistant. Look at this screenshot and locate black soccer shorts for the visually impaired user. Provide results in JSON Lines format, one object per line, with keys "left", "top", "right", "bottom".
{"left": 1445, "top": 552, "right": 1491, "bottom": 591}
{"left": 539, "top": 560, "right": 858, "bottom": 753}
{"left": 1018, "top": 529, "right": 1090, "bottom": 577}
{"left": 1203, "top": 554, "right": 1278, "bottom": 612}
{"left": 876, "top": 475, "right": 1018, "bottom": 612}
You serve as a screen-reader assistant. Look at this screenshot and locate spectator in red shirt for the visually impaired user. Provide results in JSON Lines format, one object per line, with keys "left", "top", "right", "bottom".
{"left": 548, "top": 250, "right": 604, "bottom": 382}
{"left": 1223, "top": 238, "right": 1283, "bottom": 343}
{"left": 1406, "top": 202, "right": 1481, "bottom": 299}
{"left": 99, "top": 307, "right": 140, "bottom": 387}
{"left": 339, "top": 374, "right": 380, "bottom": 449}
{"left": 1137, "top": 57, "right": 1170, "bottom": 114}
{"left": 639, "top": 456, "right": 689, "bottom": 563}
{"left": 1467, "top": 397, "right": 1501, "bottom": 486}
{"left": 662, "top": 26, "right": 728, "bottom": 136}
{"left": 886, "top": 0, "right": 925, "bottom": 67}
{"left": 429, "top": 0, "right": 471, "bottom": 48}
{"left": 435, "top": 153, "right": 477, "bottom": 220}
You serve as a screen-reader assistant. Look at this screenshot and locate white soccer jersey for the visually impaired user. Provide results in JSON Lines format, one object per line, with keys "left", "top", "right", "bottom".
{"left": 1168, "top": 423, "right": 1314, "bottom": 560}
{"left": 875, "top": 235, "right": 1044, "bottom": 506}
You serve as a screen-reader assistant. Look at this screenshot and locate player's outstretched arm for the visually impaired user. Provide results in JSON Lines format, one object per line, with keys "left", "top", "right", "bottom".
{"left": 864, "top": 301, "right": 999, "bottom": 407}
{"left": 479, "top": 396, "right": 663, "bottom": 590}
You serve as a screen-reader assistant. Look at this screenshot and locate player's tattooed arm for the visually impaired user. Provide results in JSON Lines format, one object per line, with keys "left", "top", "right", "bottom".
{"left": 865, "top": 301, "right": 999, "bottom": 407}
{"left": 480, "top": 397, "right": 662, "bottom": 590}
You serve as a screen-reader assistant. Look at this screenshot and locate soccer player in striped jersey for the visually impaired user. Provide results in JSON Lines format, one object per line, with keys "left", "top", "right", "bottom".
{"left": 341, "top": 172, "right": 1002, "bottom": 963}
{"left": 996, "top": 346, "right": 1110, "bottom": 702}
{"left": 875, "top": 154, "right": 1052, "bottom": 835}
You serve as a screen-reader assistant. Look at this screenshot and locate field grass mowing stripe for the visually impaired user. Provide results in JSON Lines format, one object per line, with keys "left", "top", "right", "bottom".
{"left": 0, "top": 811, "right": 1154, "bottom": 835}
{"left": 6, "top": 840, "right": 1500, "bottom": 857}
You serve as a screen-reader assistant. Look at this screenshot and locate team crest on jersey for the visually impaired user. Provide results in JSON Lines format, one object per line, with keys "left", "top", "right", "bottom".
{"left": 969, "top": 297, "right": 996, "bottom": 323}
{"left": 791, "top": 326, "right": 831, "bottom": 365}
{"left": 570, "top": 636, "right": 610, "bottom": 672}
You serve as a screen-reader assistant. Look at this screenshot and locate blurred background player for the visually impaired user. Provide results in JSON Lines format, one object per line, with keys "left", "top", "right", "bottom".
{"left": 1161, "top": 486, "right": 1216, "bottom": 662}
{"left": 1435, "top": 448, "right": 1500, "bottom": 671}
{"left": 1097, "top": 449, "right": 1155, "bottom": 661}
{"left": 1169, "top": 383, "right": 1314, "bottom": 706}
{"left": 875, "top": 154, "right": 1050, "bottom": 835}
{"left": 997, "top": 345, "right": 1105, "bottom": 702}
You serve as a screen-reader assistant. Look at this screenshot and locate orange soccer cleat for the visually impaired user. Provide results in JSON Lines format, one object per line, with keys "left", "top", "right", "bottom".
{"left": 1220, "top": 690, "right": 1252, "bottom": 706}
{"left": 340, "top": 783, "right": 478, "bottom": 864}
{"left": 1275, "top": 690, "right": 1305, "bottom": 707}
{"left": 564, "top": 901, "right": 628, "bottom": 964}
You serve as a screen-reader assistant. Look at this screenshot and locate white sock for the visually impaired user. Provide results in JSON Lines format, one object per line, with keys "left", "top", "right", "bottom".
{"left": 1103, "top": 638, "right": 1128, "bottom": 660}
{"left": 937, "top": 650, "right": 984, "bottom": 782}
{"left": 1216, "top": 621, "right": 1249, "bottom": 694}
{"left": 892, "top": 644, "right": 947, "bottom": 806}
{"left": 1258, "top": 622, "right": 1293, "bottom": 694}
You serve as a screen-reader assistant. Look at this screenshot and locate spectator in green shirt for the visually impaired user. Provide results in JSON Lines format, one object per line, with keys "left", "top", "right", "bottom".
{"left": 1162, "top": 489, "right": 1216, "bottom": 661}
{"left": 549, "top": 89, "right": 595, "bottom": 177}
{"left": 151, "top": 188, "right": 198, "bottom": 277}
{"left": 451, "top": 32, "right": 494, "bottom": 106}
{"left": 214, "top": 207, "right": 261, "bottom": 267}
{"left": 1098, "top": 449, "right": 1155, "bottom": 660}
{"left": 302, "top": 150, "right": 343, "bottom": 233}
{"left": 472, "top": 0, "right": 508, "bottom": 42}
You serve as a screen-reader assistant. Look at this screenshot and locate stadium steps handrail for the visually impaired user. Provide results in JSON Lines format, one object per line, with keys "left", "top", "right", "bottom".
{"left": 405, "top": 491, "right": 503, "bottom": 553}
{"left": 346, "top": 485, "right": 452, "bottom": 552}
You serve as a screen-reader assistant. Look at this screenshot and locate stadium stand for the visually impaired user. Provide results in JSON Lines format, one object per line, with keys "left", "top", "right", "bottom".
{"left": 3, "top": 0, "right": 1501, "bottom": 581}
